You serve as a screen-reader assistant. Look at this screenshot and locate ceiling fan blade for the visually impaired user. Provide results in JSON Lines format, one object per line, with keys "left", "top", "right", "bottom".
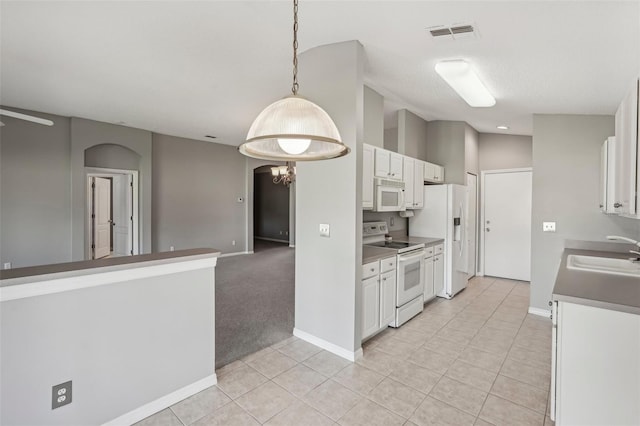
{"left": 0, "top": 109, "right": 54, "bottom": 126}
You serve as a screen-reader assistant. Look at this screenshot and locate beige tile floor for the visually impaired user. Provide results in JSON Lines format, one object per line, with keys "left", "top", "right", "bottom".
{"left": 137, "top": 277, "right": 554, "bottom": 426}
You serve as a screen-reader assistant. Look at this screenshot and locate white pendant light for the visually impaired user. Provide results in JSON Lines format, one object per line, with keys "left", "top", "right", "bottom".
{"left": 434, "top": 60, "right": 496, "bottom": 107}
{"left": 238, "top": 0, "right": 350, "bottom": 161}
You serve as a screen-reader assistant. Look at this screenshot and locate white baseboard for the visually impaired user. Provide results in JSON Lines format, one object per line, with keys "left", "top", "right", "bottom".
{"left": 219, "top": 251, "right": 251, "bottom": 258}
{"left": 528, "top": 307, "right": 551, "bottom": 318}
{"left": 102, "top": 374, "right": 217, "bottom": 426}
{"left": 293, "top": 328, "right": 362, "bottom": 362}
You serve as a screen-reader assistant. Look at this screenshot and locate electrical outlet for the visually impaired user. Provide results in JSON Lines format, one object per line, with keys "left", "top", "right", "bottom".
{"left": 232, "top": 240, "right": 236, "bottom": 246}
{"left": 3, "top": 262, "right": 11, "bottom": 270}
{"left": 319, "top": 223, "right": 330, "bottom": 238}
{"left": 52, "top": 381, "right": 72, "bottom": 409}
{"left": 543, "top": 222, "right": 556, "bottom": 232}
{"left": 390, "top": 217, "right": 395, "bottom": 227}
{"left": 169, "top": 246, "right": 174, "bottom": 251}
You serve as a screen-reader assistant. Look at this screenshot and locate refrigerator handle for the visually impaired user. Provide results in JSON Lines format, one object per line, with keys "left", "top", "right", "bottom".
{"left": 458, "top": 203, "right": 464, "bottom": 257}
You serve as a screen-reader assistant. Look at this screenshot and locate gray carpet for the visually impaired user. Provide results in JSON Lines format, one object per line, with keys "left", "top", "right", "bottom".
{"left": 215, "top": 240, "right": 294, "bottom": 368}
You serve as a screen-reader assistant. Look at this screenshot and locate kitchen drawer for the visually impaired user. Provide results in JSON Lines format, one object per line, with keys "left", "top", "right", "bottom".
{"left": 434, "top": 243, "right": 444, "bottom": 254}
{"left": 362, "top": 261, "right": 379, "bottom": 279}
{"left": 425, "top": 246, "right": 434, "bottom": 257}
{"left": 380, "top": 256, "right": 397, "bottom": 273}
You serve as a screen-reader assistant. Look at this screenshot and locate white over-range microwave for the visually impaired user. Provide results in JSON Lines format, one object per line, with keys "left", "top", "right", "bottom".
{"left": 373, "top": 178, "right": 406, "bottom": 212}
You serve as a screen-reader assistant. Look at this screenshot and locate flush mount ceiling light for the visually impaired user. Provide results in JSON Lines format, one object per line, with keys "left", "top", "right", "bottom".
{"left": 434, "top": 60, "right": 496, "bottom": 107}
{"left": 497, "top": 125, "right": 509, "bottom": 130}
{"left": 238, "top": 0, "right": 350, "bottom": 161}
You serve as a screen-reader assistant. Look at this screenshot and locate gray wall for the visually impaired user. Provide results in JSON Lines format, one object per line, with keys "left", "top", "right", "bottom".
{"left": 384, "top": 127, "right": 398, "bottom": 152}
{"left": 0, "top": 108, "right": 72, "bottom": 268}
{"left": 363, "top": 86, "right": 384, "bottom": 148}
{"left": 295, "top": 41, "right": 364, "bottom": 354}
{"left": 1, "top": 266, "right": 215, "bottom": 425}
{"left": 71, "top": 118, "right": 152, "bottom": 260}
{"left": 254, "top": 168, "right": 289, "bottom": 242}
{"left": 398, "top": 109, "right": 429, "bottom": 160}
{"left": 530, "top": 114, "right": 640, "bottom": 310}
{"left": 425, "top": 120, "right": 467, "bottom": 184}
{"left": 465, "top": 124, "right": 479, "bottom": 176}
{"left": 85, "top": 143, "right": 141, "bottom": 171}
{"left": 152, "top": 133, "right": 246, "bottom": 254}
{"left": 479, "top": 133, "right": 533, "bottom": 171}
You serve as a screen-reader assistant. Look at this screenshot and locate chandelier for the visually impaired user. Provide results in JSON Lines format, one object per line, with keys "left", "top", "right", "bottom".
{"left": 238, "top": 0, "right": 350, "bottom": 161}
{"left": 271, "top": 162, "right": 296, "bottom": 187}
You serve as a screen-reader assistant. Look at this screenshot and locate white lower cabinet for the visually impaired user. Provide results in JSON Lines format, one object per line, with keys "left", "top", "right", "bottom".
{"left": 423, "top": 245, "right": 443, "bottom": 302}
{"left": 379, "top": 270, "right": 396, "bottom": 327}
{"left": 362, "top": 256, "right": 397, "bottom": 340}
{"left": 551, "top": 300, "right": 640, "bottom": 425}
{"left": 433, "top": 253, "right": 444, "bottom": 296}
{"left": 423, "top": 253, "right": 435, "bottom": 302}
{"left": 361, "top": 275, "right": 380, "bottom": 339}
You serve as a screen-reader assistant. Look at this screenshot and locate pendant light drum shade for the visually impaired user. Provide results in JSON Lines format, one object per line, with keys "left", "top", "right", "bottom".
{"left": 239, "top": 95, "right": 349, "bottom": 161}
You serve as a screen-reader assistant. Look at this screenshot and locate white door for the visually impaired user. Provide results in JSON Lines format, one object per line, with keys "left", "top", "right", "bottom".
{"left": 423, "top": 255, "right": 434, "bottom": 301}
{"left": 93, "top": 177, "right": 112, "bottom": 259}
{"left": 483, "top": 170, "right": 532, "bottom": 281}
{"left": 379, "top": 270, "right": 396, "bottom": 327}
{"left": 374, "top": 148, "right": 390, "bottom": 178}
{"left": 466, "top": 173, "right": 477, "bottom": 278}
{"left": 362, "top": 144, "right": 374, "bottom": 209}
{"left": 112, "top": 174, "right": 133, "bottom": 256}
{"left": 403, "top": 157, "right": 414, "bottom": 208}
{"left": 362, "top": 276, "right": 380, "bottom": 339}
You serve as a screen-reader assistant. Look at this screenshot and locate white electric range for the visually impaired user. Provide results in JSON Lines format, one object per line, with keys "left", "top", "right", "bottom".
{"left": 363, "top": 221, "right": 425, "bottom": 327}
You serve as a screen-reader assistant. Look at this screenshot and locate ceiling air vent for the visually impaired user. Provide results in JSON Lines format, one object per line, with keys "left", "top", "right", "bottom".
{"left": 428, "top": 22, "right": 479, "bottom": 42}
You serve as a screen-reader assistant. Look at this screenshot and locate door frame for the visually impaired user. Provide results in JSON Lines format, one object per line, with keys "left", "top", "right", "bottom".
{"left": 85, "top": 167, "right": 139, "bottom": 260}
{"left": 479, "top": 167, "right": 532, "bottom": 277}
{"left": 466, "top": 172, "right": 478, "bottom": 278}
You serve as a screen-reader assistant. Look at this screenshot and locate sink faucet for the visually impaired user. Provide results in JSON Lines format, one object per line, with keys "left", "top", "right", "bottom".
{"left": 607, "top": 235, "right": 640, "bottom": 262}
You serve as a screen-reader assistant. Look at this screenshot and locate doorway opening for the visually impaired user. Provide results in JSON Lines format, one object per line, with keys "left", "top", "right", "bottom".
{"left": 85, "top": 167, "right": 139, "bottom": 260}
{"left": 253, "top": 165, "right": 291, "bottom": 253}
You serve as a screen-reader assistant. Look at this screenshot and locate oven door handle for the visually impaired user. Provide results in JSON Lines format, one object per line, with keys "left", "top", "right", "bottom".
{"left": 398, "top": 250, "right": 426, "bottom": 264}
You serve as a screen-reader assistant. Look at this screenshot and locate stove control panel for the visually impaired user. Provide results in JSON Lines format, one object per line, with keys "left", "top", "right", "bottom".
{"left": 363, "top": 221, "right": 388, "bottom": 237}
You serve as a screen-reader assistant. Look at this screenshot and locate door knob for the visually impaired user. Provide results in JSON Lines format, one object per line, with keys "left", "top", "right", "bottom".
{"left": 486, "top": 220, "right": 490, "bottom": 224}
{"left": 486, "top": 228, "right": 490, "bottom": 232}
{"left": 614, "top": 202, "right": 623, "bottom": 208}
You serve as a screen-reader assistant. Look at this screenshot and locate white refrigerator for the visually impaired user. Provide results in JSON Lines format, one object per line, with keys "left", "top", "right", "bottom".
{"left": 409, "top": 184, "right": 468, "bottom": 299}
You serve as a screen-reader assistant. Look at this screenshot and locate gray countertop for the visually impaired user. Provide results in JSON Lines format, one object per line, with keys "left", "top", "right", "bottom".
{"left": 362, "top": 245, "right": 397, "bottom": 264}
{"left": 553, "top": 247, "right": 640, "bottom": 315}
{"left": 397, "top": 236, "right": 444, "bottom": 246}
{"left": 0, "top": 248, "right": 221, "bottom": 287}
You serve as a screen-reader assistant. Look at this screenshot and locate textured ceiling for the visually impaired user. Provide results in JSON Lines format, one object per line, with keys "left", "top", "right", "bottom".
{"left": 1, "top": 1, "right": 639, "bottom": 144}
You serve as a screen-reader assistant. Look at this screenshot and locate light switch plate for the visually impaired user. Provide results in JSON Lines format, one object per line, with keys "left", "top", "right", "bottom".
{"left": 543, "top": 222, "right": 556, "bottom": 232}
{"left": 319, "top": 223, "right": 330, "bottom": 238}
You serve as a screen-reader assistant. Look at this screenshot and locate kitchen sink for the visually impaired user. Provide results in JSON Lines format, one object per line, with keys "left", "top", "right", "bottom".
{"left": 567, "top": 255, "right": 640, "bottom": 277}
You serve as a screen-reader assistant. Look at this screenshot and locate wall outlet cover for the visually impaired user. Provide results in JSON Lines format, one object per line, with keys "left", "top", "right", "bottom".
{"left": 52, "top": 381, "right": 72, "bottom": 409}
{"left": 319, "top": 223, "right": 330, "bottom": 237}
{"left": 543, "top": 222, "right": 556, "bottom": 232}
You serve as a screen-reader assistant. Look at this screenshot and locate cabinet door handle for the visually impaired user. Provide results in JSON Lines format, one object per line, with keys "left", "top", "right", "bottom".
{"left": 614, "top": 202, "right": 623, "bottom": 208}
{"left": 370, "top": 268, "right": 375, "bottom": 272}
{"left": 382, "top": 277, "right": 386, "bottom": 281}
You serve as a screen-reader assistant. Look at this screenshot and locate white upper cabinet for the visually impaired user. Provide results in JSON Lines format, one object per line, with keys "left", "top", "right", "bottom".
{"left": 613, "top": 78, "right": 639, "bottom": 217}
{"left": 600, "top": 137, "right": 617, "bottom": 214}
{"left": 374, "top": 148, "right": 403, "bottom": 181}
{"left": 413, "top": 160, "right": 425, "bottom": 208}
{"left": 403, "top": 157, "right": 414, "bottom": 208}
{"left": 363, "top": 144, "right": 374, "bottom": 210}
{"left": 424, "top": 161, "right": 445, "bottom": 183}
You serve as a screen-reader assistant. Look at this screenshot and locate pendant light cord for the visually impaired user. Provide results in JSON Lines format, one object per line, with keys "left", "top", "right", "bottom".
{"left": 292, "top": 0, "right": 299, "bottom": 95}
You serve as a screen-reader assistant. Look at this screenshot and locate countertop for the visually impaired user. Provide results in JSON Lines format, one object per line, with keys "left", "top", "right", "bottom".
{"left": 362, "top": 235, "right": 445, "bottom": 264}
{"left": 0, "top": 248, "right": 221, "bottom": 287}
{"left": 553, "top": 247, "right": 640, "bottom": 315}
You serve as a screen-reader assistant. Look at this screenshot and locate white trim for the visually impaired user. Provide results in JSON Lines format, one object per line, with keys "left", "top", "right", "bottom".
{"left": 0, "top": 258, "right": 218, "bottom": 302}
{"left": 293, "top": 328, "right": 363, "bottom": 362}
{"left": 102, "top": 374, "right": 217, "bottom": 426}
{"left": 528, "top": 306, "right": 552, "bottom": 318}
{"left": 479, "top": 167, "right": 533, "bottom": 278}
{"left": 219, "top": 251, "right": 252, "bottom": 258}
{"left": 85, "top": 168, "right": 139, "bottom": 260}
{"left": 289, "top": 244, "right": 295, "bottom": 248}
